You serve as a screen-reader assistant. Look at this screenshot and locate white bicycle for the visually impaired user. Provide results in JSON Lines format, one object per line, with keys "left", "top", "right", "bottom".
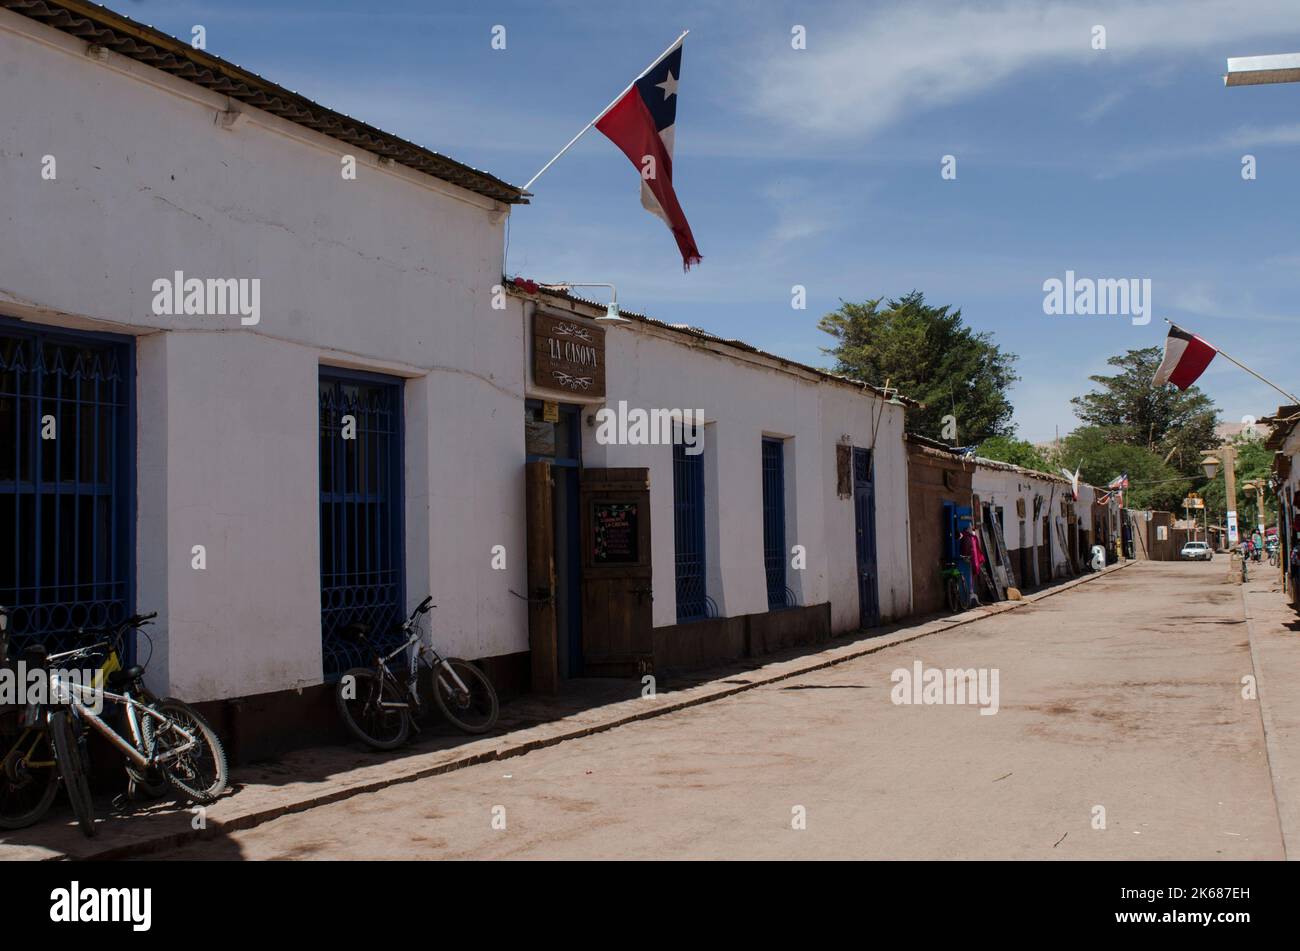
{"left": 334, "top": 597, "right": 499, "bottom": 750}
{"left": 42, "top": 615, "right": 228, "bottom": 836}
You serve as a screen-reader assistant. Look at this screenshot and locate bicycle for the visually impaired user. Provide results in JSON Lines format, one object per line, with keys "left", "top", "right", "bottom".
{"left": 1, "top": 607, "right": 60, "bottom": 830}
{"left": 939, "top": 559, "right": 975, "bottom": 613}
{"left": 41, "top": 613, "right": 228, "bottom": 836}
{"left": 335, "top": 596, "right": 499, "bottom": 750}
{"left": 54, "top": 612, "right": 199, "bottom": 801}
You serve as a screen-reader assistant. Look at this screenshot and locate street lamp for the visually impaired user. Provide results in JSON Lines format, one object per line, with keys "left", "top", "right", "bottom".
{"left": 1241, "top": 479, "right": 1269, "bottom": 536}
{"left": 538, "top": 282, "right": 629, "bottom": 323}
{"left": 1225, "top": 53, "right": 1300, "bottom": 86}
{"left": 1201, "top": 444, "right": 1240, "bottom": 548}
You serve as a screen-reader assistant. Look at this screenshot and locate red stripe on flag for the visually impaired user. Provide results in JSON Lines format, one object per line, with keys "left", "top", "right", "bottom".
{"left": 1168, "top": 334, "right": 1216, "bottom": 388}
{"left": 596, "top": 89, "right": 702, "bottom": 270}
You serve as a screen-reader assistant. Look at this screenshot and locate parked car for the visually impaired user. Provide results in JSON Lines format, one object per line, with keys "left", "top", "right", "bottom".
{"left": 1180, "top": 541, "right": 1213, "bottom": 561}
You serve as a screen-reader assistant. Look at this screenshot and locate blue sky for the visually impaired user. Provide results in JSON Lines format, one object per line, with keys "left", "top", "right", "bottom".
{"left": 106, "top": 0, "right": 1300, "bottom": 441}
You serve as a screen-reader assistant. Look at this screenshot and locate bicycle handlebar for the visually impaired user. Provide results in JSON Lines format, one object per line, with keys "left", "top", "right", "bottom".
{"left": 411, "top": 596, "right": 434, "bottom": 619}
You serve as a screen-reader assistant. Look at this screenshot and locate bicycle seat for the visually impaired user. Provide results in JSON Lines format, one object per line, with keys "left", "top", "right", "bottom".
{"left": 341, "top": 622, "right": 370, "bottom": 641}
{"left": 107, "top": 665, "right": 144, "bottom": 687}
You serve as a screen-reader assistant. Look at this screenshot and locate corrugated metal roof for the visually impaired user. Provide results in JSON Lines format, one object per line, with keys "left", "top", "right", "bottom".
{"left": 508, "top": 278, "right": 923, "bottom": 407}
{"left": 906, "top": 433, "right": 1074, "bottom": 487}
{"left": 1262, "top": 405, "right": 1300, "bottom": 452}
{"left": 4, "top": 0, "right": 528, "bottom": 205}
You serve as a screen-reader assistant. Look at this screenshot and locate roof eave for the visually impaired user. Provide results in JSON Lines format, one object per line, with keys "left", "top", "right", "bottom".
{"left": 4, "top": 0, "right": 528, "bottom": 205}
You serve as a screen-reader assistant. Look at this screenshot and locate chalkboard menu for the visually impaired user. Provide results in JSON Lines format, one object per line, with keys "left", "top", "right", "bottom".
{"left": 593, "top": 502, "right": 639, "bottom": 564}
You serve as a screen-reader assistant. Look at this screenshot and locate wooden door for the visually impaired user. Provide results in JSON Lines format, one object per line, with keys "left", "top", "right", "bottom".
{"left": 525, "top": 460, "right": 559, "bottom": 693}
{"left": 579, "top": 468, "right": 653, "bottom": 677}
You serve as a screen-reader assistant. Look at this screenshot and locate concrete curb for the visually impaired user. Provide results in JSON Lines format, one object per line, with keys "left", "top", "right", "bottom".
{"left": 1238, "top": 582, "right": 1295, "bottom": 861}
{"left": 30, "top": 561, "right": 1132, "bottom": 860}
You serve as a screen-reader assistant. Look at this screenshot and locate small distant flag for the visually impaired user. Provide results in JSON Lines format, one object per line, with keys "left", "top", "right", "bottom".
{"left": 1152, "top": 324, "right": 1217, "bottom": 389}
{"left": 1061, "top": 466, "right": 1081, "bottom": 501}
{"left": 1108, "top": 473, "right": 1129, "bottom": 490}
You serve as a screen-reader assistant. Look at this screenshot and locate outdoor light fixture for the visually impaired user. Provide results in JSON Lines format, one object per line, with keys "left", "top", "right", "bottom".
{"left": 1224, "top": 52, "right": 1300, "bottom": 87}
{"left": 538, "top": 282, "right": 629, "bottom": 323}
{"left": 1201, "top": 452, "right": 1221, "bottom": 480}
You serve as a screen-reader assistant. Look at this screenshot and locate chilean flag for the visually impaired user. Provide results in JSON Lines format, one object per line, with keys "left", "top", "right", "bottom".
{"left": 1152, "top": 324, "right": 1217, "bottom": 389}
{"left": 595, "top": 38, "right": 702, "bottom": 270}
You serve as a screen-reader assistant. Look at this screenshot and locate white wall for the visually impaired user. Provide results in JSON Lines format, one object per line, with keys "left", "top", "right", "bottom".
{"left": 0, "top": 12, "right": 523, "bottom": 701}
{"left": 0, "top": 10, "right": 912, "bottom": 703}
{"left": 972, "top": 465, "right": 1072, "bottom": 581}
{"left": 819, "top": 386, "right": 911, "bottom": 628}
{"left": 521, "top": 299, "right": 912, "bottom": 631}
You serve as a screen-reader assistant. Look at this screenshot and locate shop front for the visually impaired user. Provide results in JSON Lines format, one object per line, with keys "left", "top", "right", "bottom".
{"left": 509, "top": 282, "right": 914, "bottom": 684}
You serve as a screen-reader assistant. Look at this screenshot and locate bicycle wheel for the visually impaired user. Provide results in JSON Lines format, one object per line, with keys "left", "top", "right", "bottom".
{"left": 0, "top": 729, "right": 60, "bottom": 829}
{"left": 944, "top": 575, "right": 960, "bottom": 613}
{"left": 336, "top": 668, "right": 410, "bottom": 750}
{"left": 432, "top": 659, "right": 499, "bottom": 734}
{"left": 48, "top": 710, "right": 95, "bottom": 837}
{"left": 142, "top": 699, "right": 228, "bottom": 805}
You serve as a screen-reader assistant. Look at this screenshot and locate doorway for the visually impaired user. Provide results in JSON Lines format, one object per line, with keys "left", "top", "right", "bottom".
{"left": 853, "top": 447, "right": 879, "bottom": 628}
{"left": 579, "top": 467, "right": 653, "bottom": 677}
{"left": 318, "top": 368, "right": 404, "bottom": 679}
{"left": 525, "top": 400, "right": 583, "bottom": 677}
{"left": 0, "top": 321, "right": 135, "bottom": 659}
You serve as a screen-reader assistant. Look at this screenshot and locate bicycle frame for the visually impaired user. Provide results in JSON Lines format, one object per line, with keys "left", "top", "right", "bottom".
{"left": 370, "top": 619, "right": 472, "bottom": 712}
{"left": 48, "top": 673, "right": 198, "bottom": 771}
{"left": 2, "top": 727, "right": 54, "bottom": 771}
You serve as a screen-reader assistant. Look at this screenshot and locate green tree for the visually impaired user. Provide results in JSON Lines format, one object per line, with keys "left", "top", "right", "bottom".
{"left": 1070, "top": 346, "right": 1219, "bottom": 472}
{"left": 1197, "top": 432, "right": 1274, "bottom": 531}
{"left": 976, "top": 435, "right": 1049, "bottom": 471}
{"left": 818, "top": 291, "right": 1018, "bottom": 444}
{"left": 1058, "top": 425, "right": 1192, "bottom": 511}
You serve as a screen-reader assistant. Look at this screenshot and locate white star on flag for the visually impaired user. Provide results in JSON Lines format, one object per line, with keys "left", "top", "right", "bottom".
{"left": 656, "top": 70, "right": 678, "bottom": 99}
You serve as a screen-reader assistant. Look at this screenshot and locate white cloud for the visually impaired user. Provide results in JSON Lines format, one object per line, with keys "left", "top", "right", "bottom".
{"left": 1081, "top": 89, "right": 1128, "bottom": 122}
{"left": 758, "top": 178, "right": 848, "bottom": 247}
{"left": 746, "top": 0, "right": 1300, "bottom": 140}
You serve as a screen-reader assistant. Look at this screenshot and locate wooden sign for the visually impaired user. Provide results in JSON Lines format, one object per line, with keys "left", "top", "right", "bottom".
{"left": 533, "top": 312, "right": 606, "bottom": 397}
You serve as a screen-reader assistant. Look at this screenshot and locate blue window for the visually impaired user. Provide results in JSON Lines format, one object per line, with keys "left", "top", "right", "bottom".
{"left": 673, "top": 431, "right": 712, "bottom": 622}
{"left": 761, "top": 437, "right": 793, "bottom": 609}
{"left": 0, "top": 321, "right": 133, "bottom": 656}
{"left": 318, "top": 368, "right": 404, "bottom": 678}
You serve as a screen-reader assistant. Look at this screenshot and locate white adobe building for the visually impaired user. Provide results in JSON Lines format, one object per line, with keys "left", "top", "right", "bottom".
{"left": 970, "top": 460, "right": 1074, "bottom": 584}
{"left": 506, "top": 285, "right": 913, "bottom": 682}
{"left": 0, "top": 3, "right": 914, "bottom": 755}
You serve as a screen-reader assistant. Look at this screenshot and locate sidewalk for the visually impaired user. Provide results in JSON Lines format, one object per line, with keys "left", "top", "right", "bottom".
{"left": 1240, "top": 568, "right": 1300, "bottom": 860}
{"left": 0, "top": 563, "right": 1130, "bottom": 861}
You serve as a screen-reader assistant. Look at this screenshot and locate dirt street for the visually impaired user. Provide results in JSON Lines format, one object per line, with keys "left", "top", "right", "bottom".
{"left": 153, "top": 561, "right": 1282, "bottom": 860}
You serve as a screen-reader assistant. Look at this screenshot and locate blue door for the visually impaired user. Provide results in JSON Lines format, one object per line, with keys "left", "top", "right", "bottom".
{"left": 0, "top": 322, "right": 134, "bottom": 657}
{"left": 319, "top": 368, "right": 404, "bottom": 678}
{"left": 761, "top": 437, "right": 791, "bottom": 609}
{"left": 853, "top": 448, "right": 880, "bottom": 628}
{"left": 673, "top": 433, "right": 711, "bottom": 621}
{"left": 942, "top": 501, "right": 975, "bottom": 599}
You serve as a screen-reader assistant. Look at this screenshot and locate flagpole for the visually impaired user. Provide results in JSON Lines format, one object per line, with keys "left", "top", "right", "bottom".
{"left": 521, "top": 30, "right": 689, "bottom": 193}
{"left": 1164, "top": 319, "right": 1300, "bottom": 403}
